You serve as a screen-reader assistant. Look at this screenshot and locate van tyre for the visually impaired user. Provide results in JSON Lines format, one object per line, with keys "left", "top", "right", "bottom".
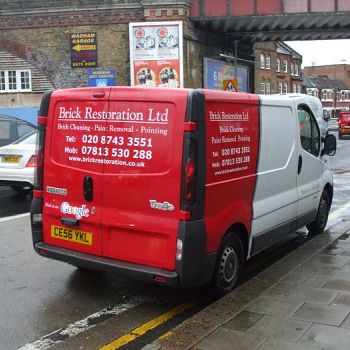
{"left": 307, "top": 190, "right": 330, "bottom": 235}
{"left": 211, "top": 233, "right": 243, "bottom": 296}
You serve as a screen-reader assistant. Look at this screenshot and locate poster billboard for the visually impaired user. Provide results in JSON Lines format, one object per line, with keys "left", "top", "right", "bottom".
{"left": 203, "top": 58, "right": 249, "bottom": 92}
{"left": 129, "top": 21, "right": 183, "bottom": 88}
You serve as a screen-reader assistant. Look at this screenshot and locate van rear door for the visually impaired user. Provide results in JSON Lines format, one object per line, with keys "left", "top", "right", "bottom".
{"left": 42, "top": 88, "right": 111, "bottom": 256}
{"left": 101, "top": 88, "right": 188, "bottom": 270}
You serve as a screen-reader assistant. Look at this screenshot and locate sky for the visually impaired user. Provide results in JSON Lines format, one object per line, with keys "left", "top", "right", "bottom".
{"left": 285, "top": 39, "right": 350, "bottom": 68}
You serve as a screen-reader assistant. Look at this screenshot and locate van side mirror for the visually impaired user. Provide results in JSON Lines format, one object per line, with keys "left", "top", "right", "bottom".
{"left": 321, "top": 134, "right": 337, "bottom": 156}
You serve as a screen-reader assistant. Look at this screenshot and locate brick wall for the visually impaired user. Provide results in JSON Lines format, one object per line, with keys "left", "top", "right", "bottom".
{"left": 0, "top": 0, "right": 249, "bottom": 91}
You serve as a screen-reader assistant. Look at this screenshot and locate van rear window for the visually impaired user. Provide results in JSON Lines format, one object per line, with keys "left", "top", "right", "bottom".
{"left": 50, "top": 100, "right": 175, "bottom": 174}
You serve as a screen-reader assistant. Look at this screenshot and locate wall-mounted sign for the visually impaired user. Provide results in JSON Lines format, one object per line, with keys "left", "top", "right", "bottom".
{"left": 70, "top": 33, "right": 97, "bottom": 68}
{"left": 204, "top": 58, "right": 249, "bottom": 92}
{"left": 223, "top": 79, "right": 238, "bottom": 92}
{"left": 129, "top": 21, "right": 183, "bottom": 88}
{"left": 87, "top": 69, "right": 116, "bottom": 87}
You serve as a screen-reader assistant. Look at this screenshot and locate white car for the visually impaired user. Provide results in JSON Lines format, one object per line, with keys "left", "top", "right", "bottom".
{"left": 0, "top": 130, "right": 37, "bottom": 194}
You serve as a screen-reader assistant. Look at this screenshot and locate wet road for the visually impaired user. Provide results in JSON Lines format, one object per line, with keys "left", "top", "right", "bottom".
{"left": 0, "top": 132, "right": 350, "bottom": 350}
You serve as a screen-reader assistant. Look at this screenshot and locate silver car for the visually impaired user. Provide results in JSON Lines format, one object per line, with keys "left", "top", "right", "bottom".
{"left": 0, "top": 130, "right": 37, "bottom": 194}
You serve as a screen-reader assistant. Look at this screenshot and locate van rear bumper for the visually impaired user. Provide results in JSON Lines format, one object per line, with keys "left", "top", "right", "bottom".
{"left": 34, "top": 242, "right": 180, "bottom": 287}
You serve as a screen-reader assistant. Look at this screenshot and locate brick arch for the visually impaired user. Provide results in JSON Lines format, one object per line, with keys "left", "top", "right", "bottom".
{"left": 0, "top": 38, "right": 57, "bottom": 88}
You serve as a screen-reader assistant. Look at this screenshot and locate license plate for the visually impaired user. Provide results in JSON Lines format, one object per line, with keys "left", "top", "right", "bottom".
{"left": 3, "top": 155, "right": 20, "bottom": 163}
{"left": 51, "top": 225, "right": 93, "bottom": 246}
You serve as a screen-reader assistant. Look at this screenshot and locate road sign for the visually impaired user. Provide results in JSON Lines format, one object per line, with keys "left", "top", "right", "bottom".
{"left": 223, "top": 79, "right": 238, "bottom": 92}
{"left": 88, "top": 69, "right": 116, "bottom": 87}
{"left": 70, "top": 33, "right": 97, "bottom": 68}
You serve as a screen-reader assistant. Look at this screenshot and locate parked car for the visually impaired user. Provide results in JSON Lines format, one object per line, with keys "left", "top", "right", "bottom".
{"left": 0, "top": 114, "right": 37, "bottom": 147}
{"left": 338, "top": 111, "right": 350, "bottom": 139}
{"left": 327, "top": 117, "right": 339, "bottom": 131}
{"left": 0, "top": 130, "right": 37, "bottom": 194}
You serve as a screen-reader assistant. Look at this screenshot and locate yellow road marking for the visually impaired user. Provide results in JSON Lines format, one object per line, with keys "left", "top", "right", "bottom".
{"left": 99, "top": 302, "right": 194, "bottom": 350}
{"left": 159, "top": 331, "right": 174, "bottom": 340}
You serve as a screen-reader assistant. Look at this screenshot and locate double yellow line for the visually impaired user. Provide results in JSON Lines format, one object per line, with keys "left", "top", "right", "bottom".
{"left": 100, "top": 302, "right": 194, "bottom": 350}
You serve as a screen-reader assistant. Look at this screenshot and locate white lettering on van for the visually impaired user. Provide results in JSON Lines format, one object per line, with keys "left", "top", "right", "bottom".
{"left": 209, "top": 111, "right": 249, "bottom": 121}
{"left": 58, "top": 107, "right": 82, "bottom": 119}
{"left": 148, "top": 108, "right": 169, "bottom": 123}
{"left": 84, "top": 107, "right": 144, "bottom": 121}
{"left": 211, "top": 137, "right": 221, "bottom": 144}
{"left": 64, "top": 147, "right": 78, "bottom": 154}
{"left": 149, "top": 200, "right": 174, "bottom": 211}
{"left": 61, "top": 202, "right": 90, "bottom": 219}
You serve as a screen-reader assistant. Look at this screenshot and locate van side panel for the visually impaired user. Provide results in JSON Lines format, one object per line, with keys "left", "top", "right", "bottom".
{"left": 204, "top": 92, "right": 260, "bottom": 252}
{"left": 250, "top": 103, "right": 298, "bottom": 256}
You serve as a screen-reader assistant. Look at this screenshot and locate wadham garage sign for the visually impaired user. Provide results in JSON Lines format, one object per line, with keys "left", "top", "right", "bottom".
{"left": 70, "top": 33, "right": 98, "bottom": 68}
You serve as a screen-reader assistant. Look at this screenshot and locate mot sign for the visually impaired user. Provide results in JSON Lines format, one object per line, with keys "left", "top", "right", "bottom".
{"left": 70, "top": 33, "right": 97, "bottom": 68}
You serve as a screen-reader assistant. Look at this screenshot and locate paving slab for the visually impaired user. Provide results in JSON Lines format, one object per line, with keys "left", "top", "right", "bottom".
{"left": 292, "top": 302, "right": 349, "bottom": 326}
{"left": 264, "top": 283, "right": 338, "bottom": 304}
{"left": 299, "top": 323, "right": 350, "bottom": 349}
{"left": 194, "top": 327, "right": 266, "bottom": 350}
{"left": 322, "top": 278, "right": 350, "bottom": 292}
{"left": 258, "top": 339, "right": 321, "bottom": 350}
{"left": 246, "top": 315, "right": 310, "bottom": 342}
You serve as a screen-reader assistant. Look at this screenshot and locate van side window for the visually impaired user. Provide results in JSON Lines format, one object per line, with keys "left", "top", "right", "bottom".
{"left": 298, "top": 108, "right": 320, "bottom": 157}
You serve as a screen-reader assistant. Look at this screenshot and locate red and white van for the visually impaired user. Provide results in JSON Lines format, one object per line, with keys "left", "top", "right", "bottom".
{"left": 31, "top": 87, "right": 336, "bottom": 294}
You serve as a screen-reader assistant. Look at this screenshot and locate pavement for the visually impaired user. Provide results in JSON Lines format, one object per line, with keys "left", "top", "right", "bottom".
{"left": 143, "top": 217, "right": 350, "bottom": 350}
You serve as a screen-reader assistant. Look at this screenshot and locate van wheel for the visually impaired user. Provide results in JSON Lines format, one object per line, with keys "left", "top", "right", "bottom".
{"left": 211, "top": 233, "right": 243, "bottom": 296}
{"left": 307, "top": 190, "right": 330, "bottom": 235}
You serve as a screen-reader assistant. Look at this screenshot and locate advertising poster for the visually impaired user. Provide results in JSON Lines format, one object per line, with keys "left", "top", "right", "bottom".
{"left": 129, "top": 21, "right": 183, "bottom": 88}
{"left": 204, "top": 58, "right": 249, "bottom": 92}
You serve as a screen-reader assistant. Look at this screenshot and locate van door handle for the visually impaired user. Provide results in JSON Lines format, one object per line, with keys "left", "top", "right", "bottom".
{"left": 83, "top": 176, "right": 93, "bottom": 202}
{"left": 61, "top": 217, "right": 79, "bottom": 227}
{"left": 298, "top": 155, "right": 303, "bottom": 174}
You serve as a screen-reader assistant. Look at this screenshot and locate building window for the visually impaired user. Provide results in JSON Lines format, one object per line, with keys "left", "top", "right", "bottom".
{"left": 283, "top": 82, "right": 288, "bottom": 93}
{"left": 265, "top": 55, "right": 271, "bottom": 70}
{"left": 294, "top": 64, "right": 299, "bottom": 76}
{"left": 20, "top": 71, "right": 30, "bottom": 90}
{"left": 322, "top": 89, "right": 332, "bottom": 101}
{"left": 0, "top": 70, "right": 32, "bottom": 93}
{"left": 266, "top": 80, "right": 271, "bottom": 94}
{"left": 276, "top": 59, "right": 280, "bottom": 72}
{"left": 0, "top": 71, "right": 5, "bottom": 90}
{"left": 291, "top": 63, "right": 294, "bottom": 76}
{"left": 297, "top": 84, "right": 301, "bottom": 94}
{"left": 307, "top": 88, "right": 318, "bottom": 97}
{"left": 293, "top": 83, "right": 297, "bottom": 93}
{"left": 260, "top": 79, "right": 265, "bottom": 94}
{"left": 283, "top": 60, "right": 288, "bottom": 73}
{"left": 278, "top": 81, "right": 283, "bottom": 94}
{"left": 260, "top": 54, "right": 265, "bottom": 69}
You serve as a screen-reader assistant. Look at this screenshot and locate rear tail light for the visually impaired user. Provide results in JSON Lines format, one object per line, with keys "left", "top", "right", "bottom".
{"left": 25, "top": 155, "right": 38, "bottom": 167}
{"left": 34, "top": 122, "right": 46, "bottom": 190}
{"left": 176, "top": 238, "right": 183, "bottom": 261}
{"left": 181, "top": 136, "right": 197, "bottom": 214}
